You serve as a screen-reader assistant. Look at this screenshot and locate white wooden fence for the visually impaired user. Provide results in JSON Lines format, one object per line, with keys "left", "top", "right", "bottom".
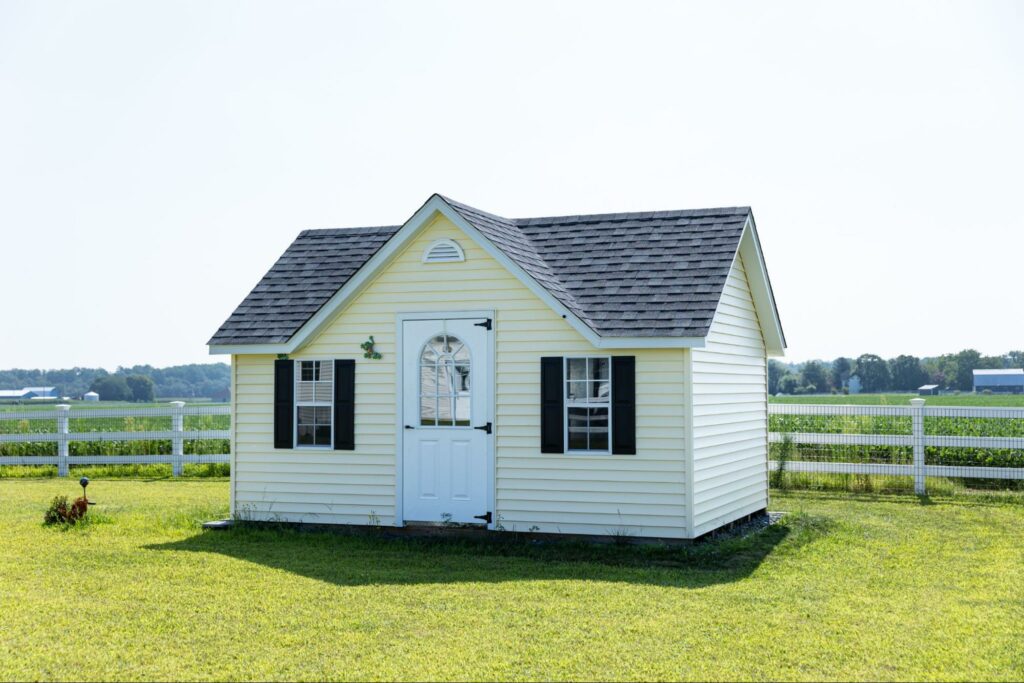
{"left": 769, "top": 398, "right": 1024, "bottom": 494}
{"left": 0, "top": 402, "right": 230, "bottom": 476}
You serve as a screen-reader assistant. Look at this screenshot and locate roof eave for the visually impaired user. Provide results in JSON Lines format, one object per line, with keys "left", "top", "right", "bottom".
{"left": 208, "top": 194, "right": 608, "bottom": 355}
{"left": 209, "top": 334, "right": 709, "bottom": 356}
{"left": 208, "top": 196, "right": 780, "bottom": 357}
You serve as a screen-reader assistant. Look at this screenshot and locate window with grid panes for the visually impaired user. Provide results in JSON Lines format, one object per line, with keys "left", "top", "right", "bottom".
{"left": 295, "top": 360, "right": 333, "bottom": 446}
{"left": 564, "top": 357, "right": 610, "bottom": 452}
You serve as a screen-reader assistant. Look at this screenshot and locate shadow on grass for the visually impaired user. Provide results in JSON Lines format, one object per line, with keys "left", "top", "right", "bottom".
{"left": 146, "top": 513, "right": 827, "bottom": 588}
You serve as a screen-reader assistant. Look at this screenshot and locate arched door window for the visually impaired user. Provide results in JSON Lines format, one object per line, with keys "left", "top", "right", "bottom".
{"left": 420, "top": 333, "right": 471, "bottom": 426}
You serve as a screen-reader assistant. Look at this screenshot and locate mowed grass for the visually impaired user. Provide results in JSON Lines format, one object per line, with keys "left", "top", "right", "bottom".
{"left": 771, "top": 392, "right": 1024, "bottom": 407}
{"left": 2, "top": 480, "right": 1023, "bottom": 681}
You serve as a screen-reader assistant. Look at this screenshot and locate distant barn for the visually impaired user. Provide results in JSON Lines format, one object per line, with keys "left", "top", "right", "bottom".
{"left": 0, "top": 386, "right": 57, "bottom": 401}
{"left": 23, "top": 387, "right": 58, "bottom": 399}
{"left": 973, "top": 369, "right": 1024, "bottom": 394}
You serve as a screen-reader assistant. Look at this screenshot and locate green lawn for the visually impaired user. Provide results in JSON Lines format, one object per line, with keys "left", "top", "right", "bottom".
{"left": 2, "top": 480, "right": 1022, "bottom": 681}
{"left": 771, "top": 393, "right": 1024, "bottom": 407}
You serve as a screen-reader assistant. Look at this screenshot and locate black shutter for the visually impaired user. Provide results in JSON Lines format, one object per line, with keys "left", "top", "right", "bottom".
{"left": 612, "top": 356, "right": 636, "bottom": 455}
{"left": 273, "top": 359, "right": 294, "bottom": 449}
{"left": 540, "top": 356, "right": 564, "bottom": 453}
{"left": 334, "top": 359, "right": 355, "bottom": 450}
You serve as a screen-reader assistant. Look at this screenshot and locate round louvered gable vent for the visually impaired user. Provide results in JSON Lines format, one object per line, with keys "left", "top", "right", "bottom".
{"left": 422, "top": 239, "right": 465, "bottom": 263}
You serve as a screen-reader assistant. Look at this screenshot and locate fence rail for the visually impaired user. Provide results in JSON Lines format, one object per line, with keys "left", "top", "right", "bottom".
{"left": 0, "top": 402, "right": 230, "bottom": 476}
{"left": 769, "top": 398, "right": 1024, "bottom": 494}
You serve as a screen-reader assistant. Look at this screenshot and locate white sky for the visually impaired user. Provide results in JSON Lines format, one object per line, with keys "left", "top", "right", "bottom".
{"left": 1, "top": 0, "right": 1021, "bottom": 369}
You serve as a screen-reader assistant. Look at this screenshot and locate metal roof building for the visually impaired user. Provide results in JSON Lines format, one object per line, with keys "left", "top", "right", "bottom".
{"left": 973, "top": 369, "right": 1024, "bottom": 393}
{"left": 0, "top": 386, "right": 57, "bottom": 400}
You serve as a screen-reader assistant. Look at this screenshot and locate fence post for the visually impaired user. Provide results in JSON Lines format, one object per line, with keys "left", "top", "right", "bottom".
{"left": 910, "top": 398, "right": 926, "bottom": 495}
{"left": 171, "top": 401, "right": 186, "bottom": 477}
{"left": 56, "top": 404, "right": 70, "bottom": 477}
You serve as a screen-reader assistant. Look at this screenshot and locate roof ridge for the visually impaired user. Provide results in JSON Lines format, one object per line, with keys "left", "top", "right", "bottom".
{"left": 436, "top": 195, "right": 512, "bottom": 223}
{"left": 514, "top": 206, "right": 751, "bottom": 225}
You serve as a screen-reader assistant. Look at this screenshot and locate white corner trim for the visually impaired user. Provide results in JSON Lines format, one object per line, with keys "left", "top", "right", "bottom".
{"left": 684, "top": 349, "right": 695, "bottom": 538}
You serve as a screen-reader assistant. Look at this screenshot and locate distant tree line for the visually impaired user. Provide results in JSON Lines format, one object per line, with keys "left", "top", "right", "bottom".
{"left": 770, "top": 350, "right": 1024, "bottom": 395}
{"left": 0, "top": 363, "right": 230, "bottom": 401}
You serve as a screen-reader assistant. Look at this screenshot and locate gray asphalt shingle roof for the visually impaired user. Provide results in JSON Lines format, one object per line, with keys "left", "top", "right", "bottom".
{"left": 209, "top": 196, "right": 752, "bottom": 346}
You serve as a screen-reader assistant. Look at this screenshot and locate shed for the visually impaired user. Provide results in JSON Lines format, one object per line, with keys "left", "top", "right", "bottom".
{"left": 918, "top": 384, "right": 939, "bottom": 396}
{"left": 209, "top": 194, "right": 786, "bottom": 540}
{"left": 83, "top": 391, "right": 100, "bottom": 402}
{"left": 973, "top": 369, "right": 1024, "bottom": 394}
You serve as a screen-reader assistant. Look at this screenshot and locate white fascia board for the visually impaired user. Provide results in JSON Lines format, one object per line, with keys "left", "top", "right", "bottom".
{"left": 291, "top": 193, "right": 608, "bottom": 352}
{"left": 593, "top": 336, "right": 706, "bottom": 349}
{"left": 208, "top": 193, "right": 719, "bottom": 356}
{"left": 435, "top": 202, "right": 711, "bottom": 350}
{"left": 210, "top": 197, "right": 454, "bottom": 357}
{"left": 285, "top": 196, "right": 455, "bottom": 352}
{"left": 209, "top": 344, "right": 286, "bottom": 355}
{"left": 211, "top": 335, "right": 707, "bottom": 355}
{"left": 435, "top": 202, "right": 608, "bottom": 346}
{"left": 737, "top": 216, "right": 786, "bottom": 356}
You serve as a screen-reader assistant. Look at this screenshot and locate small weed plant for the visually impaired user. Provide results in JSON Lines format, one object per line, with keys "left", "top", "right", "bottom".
{"left": 770, "top": 434, "right": 793, "bottom": 490}
{"left": 43, "top": 495, "right": 88, "bottom": 526}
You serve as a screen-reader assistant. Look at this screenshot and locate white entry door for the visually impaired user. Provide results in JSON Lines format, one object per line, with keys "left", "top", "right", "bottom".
{"left": 402, "top": 316, "right": 492, "bottom": 525}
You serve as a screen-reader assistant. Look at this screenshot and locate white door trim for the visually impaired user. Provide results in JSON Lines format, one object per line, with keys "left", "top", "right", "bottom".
{"left": 395, "top": 310, "right": 495, "bottom": 528}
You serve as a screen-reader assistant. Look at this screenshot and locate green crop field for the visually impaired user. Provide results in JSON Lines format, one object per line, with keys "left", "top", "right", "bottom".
{"left": 0, "top": 400, "right": 225, "bottom": 412}
{"left": 0, "top": 401, "right": 229, "bottom": 476}
{"left": 770, "top": 393, "right": 1024, "bottom": 407}
{"left": 1, "top": 479, "right": 1022, "bottom": 681}
{"left": 768, "top": 393, "right": 1024, "bottom": 494}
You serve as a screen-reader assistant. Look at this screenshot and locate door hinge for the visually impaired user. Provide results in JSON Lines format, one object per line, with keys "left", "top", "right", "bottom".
{"left": 474, "top": 318, "right": 492, "bottom": 330}
{"left": 474, "top": 511, "right": 492, "bottom": 524}
{"left": 474, "top": 422, "right": 492, "bottom": 435}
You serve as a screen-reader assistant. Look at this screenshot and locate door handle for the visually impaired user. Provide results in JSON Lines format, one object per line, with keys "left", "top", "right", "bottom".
{"left": 474, "top": 422, "right": 492, "bottom": 435}
{"left": 404, "top": 425, "right": 415, "bottom": 430}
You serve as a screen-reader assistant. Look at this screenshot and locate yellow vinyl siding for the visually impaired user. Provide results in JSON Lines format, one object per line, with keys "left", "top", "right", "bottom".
{"left": 232, "top": 214, "right": 689, "bottom": 537}
{"left": 690, "top": 254, "right": 768, "bottom": 536}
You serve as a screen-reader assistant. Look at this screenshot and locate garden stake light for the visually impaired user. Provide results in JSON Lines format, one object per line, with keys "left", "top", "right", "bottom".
{"left": 80, "top": 476, "right": 91, "bottom": 504}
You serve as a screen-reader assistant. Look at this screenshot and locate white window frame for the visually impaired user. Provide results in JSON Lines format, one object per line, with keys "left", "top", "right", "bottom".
{"left": 294, "top": 359, "right": 334, "bottom": 449}
{"left": 418, "top": 333, "right": 473, "bottom": 428}
{"left": 563, "top": 355, "right": 612, "bottom": 454}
